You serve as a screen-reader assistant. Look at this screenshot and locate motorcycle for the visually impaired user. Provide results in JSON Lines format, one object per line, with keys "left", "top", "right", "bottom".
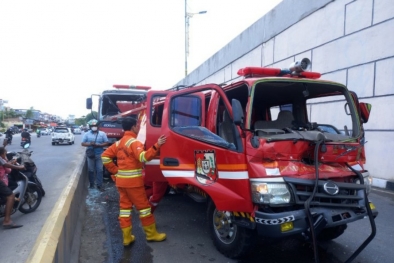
{"left": 21, "top": 137, "right": 31, "bottom": 148}
{"left": 6, "top": 144, "right": 45, "bottom": 196}
{"left": 37, "top": 132, "right": 41, "bottom": 138}
{"left": 0, "top": 155, "right": 43, "bottom": 217}
{"left": 4, "top": 133, "right": 12, "bottom": 145}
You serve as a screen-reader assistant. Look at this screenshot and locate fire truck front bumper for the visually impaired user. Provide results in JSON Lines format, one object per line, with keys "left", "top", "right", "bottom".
{"left": 253, "top": 203, "right": 378, "bottom": 239}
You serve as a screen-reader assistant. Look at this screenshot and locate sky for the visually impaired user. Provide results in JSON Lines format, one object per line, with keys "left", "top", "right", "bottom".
{"left": 0, "top": 0, "right": 282, "bottom": 119}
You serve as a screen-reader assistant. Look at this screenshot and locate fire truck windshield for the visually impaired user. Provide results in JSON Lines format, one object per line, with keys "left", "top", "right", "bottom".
{"left": 250, "top": 80, "right": 360, "bottom": 142}
{"left": 99, "top": 90, "right": 147, "bottom": 121}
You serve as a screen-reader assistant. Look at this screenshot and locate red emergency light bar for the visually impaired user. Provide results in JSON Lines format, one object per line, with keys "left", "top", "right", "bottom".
{"left": 237, "top": 67, "right": 281, "bottom": 77}
{"left": 237, "top": 58, "right": 320, "bottom": 79}
{"left": 113, "top": 84, "right": 151, "bottom": 90}
{"left": 237, "top": 67, "right": 321, "bottom": 79}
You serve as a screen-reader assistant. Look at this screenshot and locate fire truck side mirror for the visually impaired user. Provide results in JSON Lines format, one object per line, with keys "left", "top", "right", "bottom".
{"left": 232, "top": 99, "right": 244, "bottom": 126}
{"left": 86, "top": 98, "right": 92, "bottom": 110}
{"left": 359, "top": 102, "right": 372, "bottom": 124}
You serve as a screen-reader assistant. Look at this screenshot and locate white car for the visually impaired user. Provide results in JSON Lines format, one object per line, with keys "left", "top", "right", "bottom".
{"left": 73, "top": 128, "right": 82, "bottom": 134}
{"left": 40, "top": 129, "right": 50, "bottom": 135}
{"left": 52, "top": 127, "right": 75, "bottom": 145}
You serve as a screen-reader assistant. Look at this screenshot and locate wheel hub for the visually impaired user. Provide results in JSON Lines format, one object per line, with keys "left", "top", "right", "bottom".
{"left": 213, "top": 209, "right": 236, "bottom": 244}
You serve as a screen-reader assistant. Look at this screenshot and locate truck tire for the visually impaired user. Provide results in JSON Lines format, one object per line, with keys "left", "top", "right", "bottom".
{"left": 317, "top": 224, "right": 347, "bottom": 241}
{"left": 207, "top": 200, "right": 256, "bottom": 259}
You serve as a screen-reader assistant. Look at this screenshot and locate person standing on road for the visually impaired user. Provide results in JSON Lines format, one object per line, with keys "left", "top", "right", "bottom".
{"left": 81, "top": 119, "right": 109, "bottom": 191}
{"left": 0, "top": 146, "right": 25, "bottom": 229}
{"left": 101, "top": 117, "right": 167, "bottom": 246}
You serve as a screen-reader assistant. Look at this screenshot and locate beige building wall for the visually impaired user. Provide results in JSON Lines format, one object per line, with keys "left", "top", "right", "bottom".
{"left": 178, "top": 0, "right": 394, "bottom": 189}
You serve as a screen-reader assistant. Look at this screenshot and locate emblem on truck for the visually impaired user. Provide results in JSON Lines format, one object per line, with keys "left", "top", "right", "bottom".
{"left": 323, "top": 181, "right": 339, "bottom": 195}
{"left": 195, "top": 150, "right": 218, "bottom": 185}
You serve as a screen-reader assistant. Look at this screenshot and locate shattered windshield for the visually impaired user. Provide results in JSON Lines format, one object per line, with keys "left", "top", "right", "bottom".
{"left": 99, "top": 91, "right": 147, "bottom": 120}
{"left": 250, "top": 80, "right": 359, "bottom": 142}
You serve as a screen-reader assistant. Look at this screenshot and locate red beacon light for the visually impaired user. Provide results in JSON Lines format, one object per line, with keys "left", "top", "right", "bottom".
{"left": 113, "top": 84, "right": 151, "bottom": 90}
{"left": 237, "top": 58, "right": 321, "bottom": 79}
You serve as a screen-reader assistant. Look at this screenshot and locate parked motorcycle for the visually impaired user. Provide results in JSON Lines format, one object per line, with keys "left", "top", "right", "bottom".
{"left": 0, "top": 158, "right": 43, "bottom": 217}
{"left": 6, "top": 144, "right": 45, "bottom": 196}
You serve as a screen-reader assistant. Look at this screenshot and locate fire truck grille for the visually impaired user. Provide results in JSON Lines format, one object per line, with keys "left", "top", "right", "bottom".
{"left": 284, "top": 177, "right": 366, "bottom": 209}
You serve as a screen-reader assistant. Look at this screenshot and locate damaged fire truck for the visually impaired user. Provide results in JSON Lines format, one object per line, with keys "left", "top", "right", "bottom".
{"left": 109, "top": 59, "right": 378, "bottom": 262}
{"left": 86, "top": 84, "right": 151, "bottom": 145}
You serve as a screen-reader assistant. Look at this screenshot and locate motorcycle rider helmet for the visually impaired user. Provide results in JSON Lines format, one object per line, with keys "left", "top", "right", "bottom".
{"left": 87, "top": 119, "right": 99, "bottom": 131}
{"left": 88, "top": 119, "right": 98, "bottom": 126}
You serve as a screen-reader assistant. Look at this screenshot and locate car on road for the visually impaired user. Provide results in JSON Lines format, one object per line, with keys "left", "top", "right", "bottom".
{"left": 40, "top": 129, "right": 50, "bottom": 135}
{"left": 73, "top": 128, "right": 82, "bottom": 134}
{"left": 52, "top": 127, "right": 75, "bottom": 145}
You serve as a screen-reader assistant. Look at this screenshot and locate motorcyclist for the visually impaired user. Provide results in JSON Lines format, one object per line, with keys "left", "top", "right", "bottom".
{"left": 0, "top": 146, "right": 25, "bottom": 229}
{"left": 21, "top": 129, "right": 31, "bottom": 143}
{"left": 4, "top": 128, "right": 13, "bottom": 145}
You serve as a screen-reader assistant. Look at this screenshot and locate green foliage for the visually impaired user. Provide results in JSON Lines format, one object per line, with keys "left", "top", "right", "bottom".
{"left": 85, "top": 111, "right": 98, "bottom": 122}
{"left": 75, "top": 117, "right": 87, "bottom": 126}
{"left": 25, "top": 106, "right": 34, "bottom": 119}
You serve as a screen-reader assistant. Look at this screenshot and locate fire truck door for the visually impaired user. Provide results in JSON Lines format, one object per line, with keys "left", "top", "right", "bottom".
{"left": 159, "top": 85, "right": 253, "bottom": 212}
{"left": 144, "top": 90, "right": 171, "bottom": 182}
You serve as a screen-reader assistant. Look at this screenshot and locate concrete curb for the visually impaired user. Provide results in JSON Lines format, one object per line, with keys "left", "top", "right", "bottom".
{"left": 25, "top": 158, "right": 86, "bottom": 263}
{"left": 372, "top": 178, "right": 394, "bottom": 192}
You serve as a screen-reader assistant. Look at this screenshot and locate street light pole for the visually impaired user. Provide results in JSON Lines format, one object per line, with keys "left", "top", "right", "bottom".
{"left": 185, "top": 0, "right": 188, "bottom": 77}
{"left": 184, "top": 0, "right": 206, "bottom": 77}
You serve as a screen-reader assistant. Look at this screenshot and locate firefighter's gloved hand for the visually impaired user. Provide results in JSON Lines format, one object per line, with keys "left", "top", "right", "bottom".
{"left": 157, "top": 135, "right": 166, "bottom": 146}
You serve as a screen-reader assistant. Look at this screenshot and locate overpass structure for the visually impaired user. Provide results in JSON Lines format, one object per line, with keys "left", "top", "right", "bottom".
{"left": 25, "top": 0, "right": 394, "bottom": 262}
{"left": 178, "top": 0, "right": 394, "bottom": 191}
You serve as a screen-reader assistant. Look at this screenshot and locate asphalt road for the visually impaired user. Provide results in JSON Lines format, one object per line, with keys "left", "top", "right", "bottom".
{"left": 80, "top": 175, "right": 394, "bottom": 263}
{"left": 0, "top": 132, "right": 85, "bottom": 263}
{"left": 2, "top": 132, "right": 393, "bottom": 263}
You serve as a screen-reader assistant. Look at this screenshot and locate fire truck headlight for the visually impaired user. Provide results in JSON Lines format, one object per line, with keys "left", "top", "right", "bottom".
{"left": 362, "top": 172, "right": 373, "bottom": 195}
{"left": 251, "top": 182, "right": 292, "bottom": 205}
{"left": 354, "top": 171, "right": 373, "bottom": 195}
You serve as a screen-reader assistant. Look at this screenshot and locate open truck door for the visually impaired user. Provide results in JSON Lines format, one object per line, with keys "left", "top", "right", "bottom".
{"left": 144, "top": 90, "right": 172, "bottom": 182}
{"left": 158, "top": 84, "right": 253, "bottom": 212}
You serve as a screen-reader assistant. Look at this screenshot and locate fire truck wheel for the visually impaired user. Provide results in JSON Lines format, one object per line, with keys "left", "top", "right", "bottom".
{"left": 207, "top": 200, "right": 256, "bottom": 259}
{"left": 317, "top": 224, "right": 347, "bottom": 241}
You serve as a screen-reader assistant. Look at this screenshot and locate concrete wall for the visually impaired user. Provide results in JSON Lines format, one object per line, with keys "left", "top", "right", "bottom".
{"left": 178, "top": 0, "right": 394, "bottom": 190}
{"left": 26, "top": 158, "right": 87, "bottom": 263}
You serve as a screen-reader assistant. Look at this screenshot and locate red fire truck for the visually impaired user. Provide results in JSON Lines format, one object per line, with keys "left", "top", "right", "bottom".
{"left": 86, "top": 84, "right": 151, "bottom": 144}
{"left": 108, "top": 59, "right": 378, "bottom": 261}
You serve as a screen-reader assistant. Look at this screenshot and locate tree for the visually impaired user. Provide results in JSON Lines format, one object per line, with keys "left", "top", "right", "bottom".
{"left": 85, "top": 111, "right": 98, "bottom": 122}
{"left": 25, "top": 107, "right": 34, "bottom": 119}
{"left": 75, "top": 117, "right": 87, "bottom": 126}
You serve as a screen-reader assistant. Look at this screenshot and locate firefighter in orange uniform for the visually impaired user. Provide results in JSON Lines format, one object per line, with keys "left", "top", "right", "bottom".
{"left": 101, "top": 117, "right": 167, "bottom": 246}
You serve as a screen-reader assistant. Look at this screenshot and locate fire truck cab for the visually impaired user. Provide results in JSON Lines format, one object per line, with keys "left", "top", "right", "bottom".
{"left": 86, "top": 85, "right": 151, "bottom": 145}
{"left": 113, "top": 59, "right": 378, "bottom": 260}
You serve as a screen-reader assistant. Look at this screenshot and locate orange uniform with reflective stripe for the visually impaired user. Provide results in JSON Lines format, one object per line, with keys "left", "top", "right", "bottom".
{"left": 101, "top": 131, "right": 160, "bottom": 188}
{"left": 101, "top": 130, "right": 161, "bottom": 228}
